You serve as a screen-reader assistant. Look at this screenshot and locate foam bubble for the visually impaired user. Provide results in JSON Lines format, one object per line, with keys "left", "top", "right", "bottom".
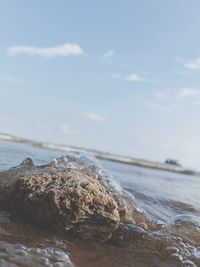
{"left": 0, "top": 241, "right": 74, "bottom": 267}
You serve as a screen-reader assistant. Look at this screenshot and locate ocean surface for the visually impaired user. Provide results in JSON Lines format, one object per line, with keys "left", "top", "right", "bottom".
{"left": 0, "top": 140, "right": 200, "bottom": 267}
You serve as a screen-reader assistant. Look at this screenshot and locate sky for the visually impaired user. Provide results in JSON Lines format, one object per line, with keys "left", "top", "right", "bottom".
{"left": 1, "top": 0, "right": 200, "bottom": 169}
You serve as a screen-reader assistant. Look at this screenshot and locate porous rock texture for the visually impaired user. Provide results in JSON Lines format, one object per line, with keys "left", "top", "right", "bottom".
{"left": 0, "top": 159, "right": 121, "bottom": 241}
{"left": 0, "top": 157, "right": 156, "bottom": 242}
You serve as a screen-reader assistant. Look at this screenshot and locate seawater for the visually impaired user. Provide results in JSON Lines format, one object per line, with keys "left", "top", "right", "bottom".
{"left": 0, "top": 140, "right": 200, "bottom": 267}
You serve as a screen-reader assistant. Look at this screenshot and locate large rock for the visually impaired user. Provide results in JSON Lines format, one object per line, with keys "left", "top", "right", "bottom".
{"left": 0, "top": 155, "right": 155, "bottom": 241}
{"left": 0, "top": 158, "right": 120, "bottom": 241}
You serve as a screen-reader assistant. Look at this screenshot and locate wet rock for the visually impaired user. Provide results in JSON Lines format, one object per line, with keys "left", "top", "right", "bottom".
{"left": 0, "top": 155, "right": 157, "bottom": 242}
{"left": 0, "top": 158, "right": 120, "bottom": 241}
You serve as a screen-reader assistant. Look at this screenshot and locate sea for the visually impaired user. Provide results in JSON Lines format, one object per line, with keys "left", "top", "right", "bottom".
{"left": 0, "top": 140, "right": 200, "bottom": 267}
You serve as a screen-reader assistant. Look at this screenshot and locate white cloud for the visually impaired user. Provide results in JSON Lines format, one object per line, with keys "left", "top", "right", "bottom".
{"left": 147, "top": 87, "right": 200, "bottom": 112}
{"left": 1, "top": 75, "right": 22, "bottom": 84}
{"left": 61, "top": 124, "right": 79, "bottom": 135}
{"left": 102, "top": 49, "right": 115, "bottom": 64}
{"left": 83, "top": 112, "right": 107, "bottom": 122}
{"left": 147, "top": 102, "right": 179, "bottom": 112}
{"left": 177, "top": 88, "right": 200, "bottom": 99}
{"left": 153, "top": 88, "right": 200, "bottom": 101}
{"left": 184, "top": 58, "right": 200, "bottom": 70}
{"left": 177, "top": 57, "right": 200, "bottom": 70}
{"left": 8, "top": 43, "right": 83, "bottom": 58}
{"left": 124, "top": 73, "right": 145, "bottom": 82}
{"left": 114, "top": 72, "right": 149, "bottom": 82}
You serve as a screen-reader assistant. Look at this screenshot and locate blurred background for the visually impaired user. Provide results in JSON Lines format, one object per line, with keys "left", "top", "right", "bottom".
{"left": 0, "top": 0, "right": 200, "bottom": 169}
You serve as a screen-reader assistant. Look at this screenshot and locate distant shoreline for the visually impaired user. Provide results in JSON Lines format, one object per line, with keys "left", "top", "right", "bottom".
{"left": 0, "top": 133, "right": 195, "bottom": 175}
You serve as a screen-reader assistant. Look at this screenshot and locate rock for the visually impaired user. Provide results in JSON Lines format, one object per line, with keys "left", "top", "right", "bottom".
{"left": 0, "top": 155, "right": 157, "bottom": 242}
{"left": 0, "top": 158, "right": 120, "bottom": 241}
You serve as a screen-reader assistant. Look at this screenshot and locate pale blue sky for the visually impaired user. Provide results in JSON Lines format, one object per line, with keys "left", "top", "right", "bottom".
{"left": 1, "top": 0, "right": 200, "bottom": 168}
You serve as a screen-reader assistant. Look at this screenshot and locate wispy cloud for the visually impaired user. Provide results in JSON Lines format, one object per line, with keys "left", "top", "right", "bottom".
{"left": 113, "top": 72, "right": 150, "bottom": 82}
{"left": 183, "top": 58, "right": 200, "bottom": 70}
{"left": 61, "top": 124, "right": 80, "bottom": 135}
{"left": 177, "top": 88, "right": 200, "bottom": 99}
{"left": 123, "top": 73, "right": 145, "bottom": 82}
{"left": 102, "top": 49, "right": 115, "bottom": 64}
{"left": 147, "top": 102, "right": 179, "bottom": 112}
{"left": 147, "top": 87, "right": 200, "bottom": 112}
{"left": 176, "top": 57, "right": 200, "bottom": 70}
{"left": 8, "top": 43, "right": 83, "bottom": 58}
{"left": 1, "top": 75, "right": 22, "bottom": 84}
{"left": 83, "top": 112, "right": 107, "bottom": 122}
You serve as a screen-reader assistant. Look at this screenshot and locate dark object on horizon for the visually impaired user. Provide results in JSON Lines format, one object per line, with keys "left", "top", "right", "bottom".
{"left": 165, "top": 159, "right": 181, "bottom": 167}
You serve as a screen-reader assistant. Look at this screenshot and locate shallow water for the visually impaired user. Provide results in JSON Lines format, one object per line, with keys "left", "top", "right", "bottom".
{"left": 0, "top": 140, "right": 200, "bottom": 267}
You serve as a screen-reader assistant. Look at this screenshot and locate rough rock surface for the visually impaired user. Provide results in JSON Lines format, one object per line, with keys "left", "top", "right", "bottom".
{"left": 0, "top": 155, "right": 157, "bottom": 242}
{"left": 0, "top": 158, "right": 121, "bottom": 241}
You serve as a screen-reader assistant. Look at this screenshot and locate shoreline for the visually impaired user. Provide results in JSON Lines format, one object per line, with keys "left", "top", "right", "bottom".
{"left": 0, "top": 133, "right": 195, "bottom": 175}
